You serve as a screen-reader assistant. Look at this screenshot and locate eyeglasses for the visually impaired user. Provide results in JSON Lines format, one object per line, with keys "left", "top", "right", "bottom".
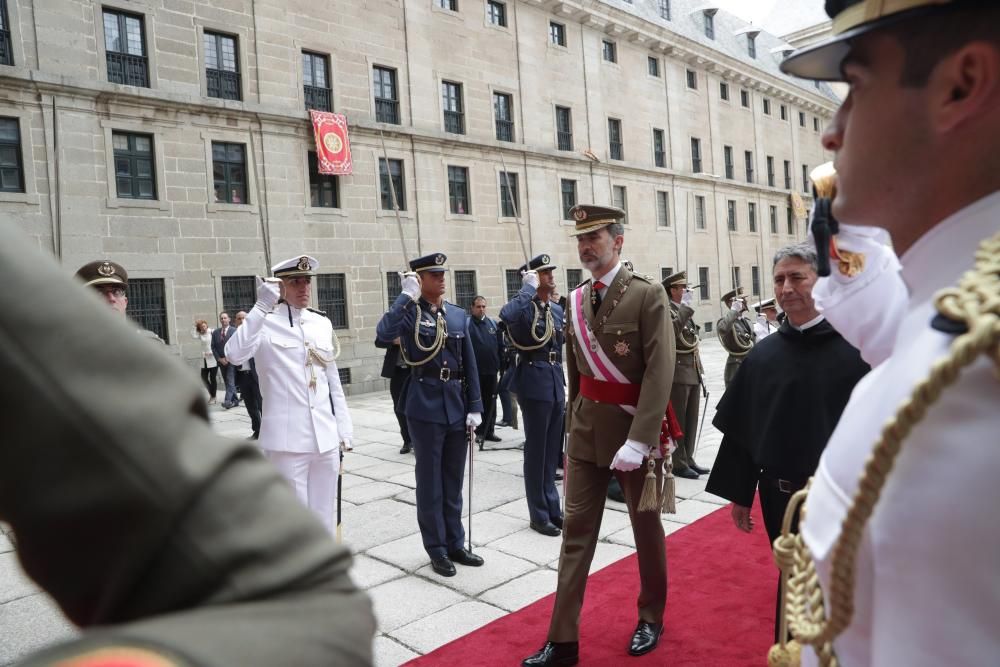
{"left": 94, "top": 286, "right": 126, "bottom": 298}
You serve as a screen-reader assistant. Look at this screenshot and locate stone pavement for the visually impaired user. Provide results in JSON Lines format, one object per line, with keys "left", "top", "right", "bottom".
{"left": 1, "top": 339, "right": 732, "bottom": 667}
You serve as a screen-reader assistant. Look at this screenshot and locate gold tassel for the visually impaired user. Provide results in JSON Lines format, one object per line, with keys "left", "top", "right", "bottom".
{"left": 637, "top": 459, "right": 659, "bottom": 512}
{"left": 661, "top": 459, "right": 676, "bottom": 514}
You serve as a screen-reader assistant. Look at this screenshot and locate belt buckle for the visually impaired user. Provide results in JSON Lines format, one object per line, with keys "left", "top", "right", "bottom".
{"left": 548, "top": 351, "right": 557, "bottom": 364}
{"left": 439, "top": 367, "right": 452, "bottom": 382}
{"left": 778, "top": 479, "right": 793, "bottom": 493}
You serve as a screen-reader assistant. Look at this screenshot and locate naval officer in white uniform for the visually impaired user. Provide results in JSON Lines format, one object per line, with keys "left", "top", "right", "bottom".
{"left": 226, "top": 255, "right": 352, "bottom": 533}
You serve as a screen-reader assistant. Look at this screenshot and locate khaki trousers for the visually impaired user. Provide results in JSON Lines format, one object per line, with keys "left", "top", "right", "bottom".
{"left": 670, "top": 382, "right": 701, "bottom": 471}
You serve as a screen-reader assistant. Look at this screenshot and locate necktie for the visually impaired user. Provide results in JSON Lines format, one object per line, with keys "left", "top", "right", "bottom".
{"left": 592, "top": 281, "right": 606, "bottom": 310}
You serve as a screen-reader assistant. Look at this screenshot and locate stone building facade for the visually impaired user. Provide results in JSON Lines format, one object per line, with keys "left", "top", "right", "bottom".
{"left": 0, "top": 0, "right": 836, "bottom": 393}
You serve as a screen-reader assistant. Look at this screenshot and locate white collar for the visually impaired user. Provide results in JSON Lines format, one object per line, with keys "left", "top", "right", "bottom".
{"left": 594, "top": 261, "right": 622, "bottom": 290}
{"left": 899, "top": 189, "right": 1000, "bottom": 307}
{"left": 789, "top": 313, "right": 825, "bottom": 331}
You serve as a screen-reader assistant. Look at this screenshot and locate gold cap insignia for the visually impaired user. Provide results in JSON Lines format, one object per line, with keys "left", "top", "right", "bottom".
{"left": 573, "top": 208, "right": 588, "bottom": 222}
{"left": 297, "top": 256, "right": 311, "bottom": 271}
{"left": 98, "top": 261, "right": 116, "bottom": 277}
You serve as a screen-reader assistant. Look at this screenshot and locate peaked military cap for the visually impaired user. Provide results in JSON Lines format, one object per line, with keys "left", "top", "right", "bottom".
{"left": 272, "top": 255, "right": 318, "bottom": 278}
{"left": 721, "top": 287, "right": 746, "bottom": 303}
{"left": 781, "top": 0, "right": 968, "bottom": 81}
{"left": 76, "top": 260, "right": 128, "bottom": 288}
{"left": 753, "top": 297, "right": 778, "bottom": 313}
{"left": 661, "top": 270, "right": 687, "bottom": 289}
{"left": 518, "top": 253, "right": 557, "bottom": 273}
{"left": 567, "top": 204, "right": 626, "bottom": 236}
{"left": 410, "top": 252, "right": 448, "bottom": 273}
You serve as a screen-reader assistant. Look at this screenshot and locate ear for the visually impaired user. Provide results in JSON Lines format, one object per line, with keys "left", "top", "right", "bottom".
{"left": 930, "top": 42, "right": 1000, "bottom": 134}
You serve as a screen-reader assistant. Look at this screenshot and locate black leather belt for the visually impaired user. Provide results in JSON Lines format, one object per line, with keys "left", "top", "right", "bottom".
{"left": 520, "top": 350, "right": 562, "bottom": 364}
{"left": 760, "top": 476, "right": 808, "bottom": 494}
{"left": 413, "top": 366, "right": 465, "bottom": 382}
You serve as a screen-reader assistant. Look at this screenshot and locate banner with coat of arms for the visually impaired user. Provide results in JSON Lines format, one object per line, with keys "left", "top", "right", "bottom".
{"left": 309, "top": 110, "right": 353, "bottom": 175}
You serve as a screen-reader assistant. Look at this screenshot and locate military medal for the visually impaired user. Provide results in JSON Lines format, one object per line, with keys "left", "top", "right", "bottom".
{"left": 613, "top": 339, "right": 630, "bottom": 356}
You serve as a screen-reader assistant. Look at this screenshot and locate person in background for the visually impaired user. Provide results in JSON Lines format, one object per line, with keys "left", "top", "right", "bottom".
{"left": 191, "top": 319, "right": 218, "bottom": 404}
{"left": 233, "top": 311, "right": 263, "bottom": 439}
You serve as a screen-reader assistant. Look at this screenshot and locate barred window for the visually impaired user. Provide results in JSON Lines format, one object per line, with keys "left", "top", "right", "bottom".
{"left": 720, "top": 82, "right": 729, "bottom": 101}
{"left": 128, "top": 278, "right": 168, "bottom": 343}
{"left": 373, "top": 65, "right": 399, "bottom": 124}
{"left": 303, "top": 51, "right": 332, "bottom": 112}
{"left": 748, "top": 202, "right": 757, "bottom": 233}
{"left": 691, "top": 137, "right": 702, "bottom": 173}
{"left": 560, "top": 179, "right": 577, "bottom": 220}
{"left": 448, "top": 165, "right": 470, "bottom": 215}
{"left": 338, "top": 367, "right": 352, "bottom": 385}
{"left": 608, "top": 118, "right": 623, "bottom": 160}
{"left": 499, "top": 171, "right": 519, "bottom": 217}
{"left": 442, "top": 80, "right": 464, "bottom": 134}
{"left": 724, "top": 145, "right": 734, "bottom": 179}
{"left": 652, "top": 128, "right": 665, "bottom": 168}
{"left": 309, "top": 151, "right": 339, "bottom": 208}
{"left": 784, "top": 160, "right": 792, "bottom": 189}
{"left": 686, "top": 69, "right": 697, "bottom": 89}
{"left": 0, "top": 0, "right": 13, "bottom": 66}
{"left": 703, "top": 10, "right": 715, "bottom": 39}
{"left": 494, "top": 92, "right": 514, "bottom": 142}
{"left": 104, "top": 9, "right": 149, "bottom": 87}
{"left": 745, "top": 150, "right": 754, "bottom": 183}
{"left": 770, "top": 205, "right": 778, "bottom": 234}
{"left": 212, "top": 142, "right": 247, "bottom": 204}
{"left": 0, "top": 117, "right": 25, "bottom": 193}
{"left": 549, "top": 21, "right": 566, "bottom": 47}
{"left": 379, "top": 158, "right": 405, "bottom": 210}
{"left": 505, "top": 268, "right": 521, "bottom": 300}
{"left": 751, "top": 265, "right": 761, "bottom": 296}
{"left": 647, "top": 56, "right": 660, "bottom": 77}
{"left": 698, "top": 267, "right": 710, "bottom": 301}
{"left": 113, "top": 131, "right": 156, "bottom": 199}
{"left": 221, "top": 276, "right": 256, "bottom": 319}
{"left": 695, "top": 195, "right": 706, "bottom": 230}
{"left": 204, "top": 31, "right": 241, "bottom": 101}
{"left": 660, "top": 267, "right": 673, "bottom": 281}
{"left": 656, "top": 190, "right": 670, "bottom": 228}
{"left": 566, "top": 268, "right": 582, "bottom": 290}
{"left": 555, "top": 105, "right": 573, "bottom": 151}
{"left": 658, "top": 0, "right": 670, "bottom": 20}
{"left": 740, "top": 89, "right": 750, "bottom": 108}
{"left": 602, "top": 39, "right": 616, "bottom": 63}
{"left": 767, "top": 156, "right": 775, "bottom": 187}
{"left": 727, "top": 200, "right": 737, "bottom": 232}
{"left": 386, "top": 271, "right": 402, "bottom": 309}
{"left": 317, "top": 273, "right": 348, "bottom": 329}
{"left": 454, "top": 270, "right": 477, "bottom": 311}
{"left": 487, "top": 0, "right": 506, "bottom": 27}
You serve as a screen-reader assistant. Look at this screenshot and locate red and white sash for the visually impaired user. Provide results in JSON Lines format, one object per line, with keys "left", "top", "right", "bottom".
{"left": 571, "top": 285, "right": 636, "bottom": 416}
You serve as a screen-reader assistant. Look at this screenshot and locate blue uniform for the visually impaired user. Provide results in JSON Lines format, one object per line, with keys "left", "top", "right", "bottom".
{"left": 376, "top": 293, "right": 482, "bottom": 559}
{"left": 500, "top": 284, "right": 565, "bottom": 525}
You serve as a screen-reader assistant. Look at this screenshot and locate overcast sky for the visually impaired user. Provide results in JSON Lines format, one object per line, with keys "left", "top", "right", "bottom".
{"left": 716, "top": 0, "right": 829, "bottom": 37}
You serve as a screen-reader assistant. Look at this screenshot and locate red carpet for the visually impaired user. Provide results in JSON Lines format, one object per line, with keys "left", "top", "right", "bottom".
{"left": 406, "top": 505, "right": 775, "bottom": 666}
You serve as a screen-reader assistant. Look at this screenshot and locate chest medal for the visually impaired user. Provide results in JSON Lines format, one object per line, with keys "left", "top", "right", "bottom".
{"left": 613, "top": 339, "right": 630, "bottom": 357}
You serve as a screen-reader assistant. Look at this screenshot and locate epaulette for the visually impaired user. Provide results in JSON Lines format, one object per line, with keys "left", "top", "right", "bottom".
{"left": 632, "top": 273, "right": 654, "bottom": 284}
{"left": 307, "top": 307, "right": 327, "bottom": 316}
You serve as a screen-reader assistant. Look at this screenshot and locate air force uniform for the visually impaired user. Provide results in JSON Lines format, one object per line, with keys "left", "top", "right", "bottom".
{"left": 375, "top": 253, "right": 483, "bottom": 573}
{"left": 500, "top": 253, "right": 565, "bottom": 533}
{"left": 225, "top": 255, "right": 352, "bottom": 533}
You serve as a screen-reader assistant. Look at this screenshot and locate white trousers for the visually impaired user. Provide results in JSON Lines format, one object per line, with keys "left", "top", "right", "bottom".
{"left": 262, "top": 450, "right": 340, "bottom": 534}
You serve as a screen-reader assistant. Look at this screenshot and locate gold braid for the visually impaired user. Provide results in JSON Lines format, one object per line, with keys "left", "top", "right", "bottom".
{"left": 769, "top": 231, "right": 1000, "bottom": 667}
{"left": 508, "top": 302, "right": 554, "bottom": 351}
{"left": 399, "top": 302, "right": 447, "bottom": 367}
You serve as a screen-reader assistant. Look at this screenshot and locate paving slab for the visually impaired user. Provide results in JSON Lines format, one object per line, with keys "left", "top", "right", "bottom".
{"left": 366, "top": 532, "right": 432, "bottom": 573}
{"left": 367, "top": 576, "right": 465, "bottom": 634}
{"left": 343, "top": 481, "right": 411, "bottom": 505}
{"left": 0, "top": 594, "right": 77, "bottom": 666}
{"left": 340, "top": 498, "right": 419, "bottom": 553}
{"left": 468, "top": 511, "right": 529, "bottom": 547}
{"left": 373, "top": 635, "right": 419, "bottom": 667}
{"left": 413, "top": 547, "right": 536, "bottom": 597}
{"left": 389, "top": 600, "right": 507, "bottom": 654}
{"left": 485, "top": 527, "right": 565, "bottom": 565}
{"left": 349, "top": 555, "right": 407, "bottom": 590}
{"left": 479, "top": 568, "right": 559, "bottom": 612}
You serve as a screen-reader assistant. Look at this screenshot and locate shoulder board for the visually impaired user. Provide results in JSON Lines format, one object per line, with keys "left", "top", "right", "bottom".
{"left": 573, "top": 278, "right": 591, "bottom": 290}
{"left": 307, "top": 307, "right": 327, "bottom": 316}
{"left": 444, "top": 300, "right": 465, "bottom": 313}
{"left": 632, "top": 273, "right": 654, "bottom": 284}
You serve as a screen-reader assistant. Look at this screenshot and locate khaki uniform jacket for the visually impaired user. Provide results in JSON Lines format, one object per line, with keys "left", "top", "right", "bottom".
{"left": 671, "top": 301, "right": 702, "bottom": 385}
{"left": 565, "top": 266, "right": 675, "bottom": 466}
{"left": 716, "top": 308, "right": 756, "bottom": 357}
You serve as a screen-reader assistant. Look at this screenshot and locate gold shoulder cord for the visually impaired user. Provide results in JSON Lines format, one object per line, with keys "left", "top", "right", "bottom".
{"left": 399, "top": 302, "right": 447, "bottom": 367}
{"left": 305, "top": 329, "right": 342, "bottom": 389}
{"left": 508, "top": 302, "right": 554, "bottom": 352}
{"left": 769, "top": 232, "right": 1000, "bottom": 667}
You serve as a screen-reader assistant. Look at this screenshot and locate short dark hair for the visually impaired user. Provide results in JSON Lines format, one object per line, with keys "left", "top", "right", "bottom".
{"left": 472, "top": 295, "right": 486, "bottom": 305}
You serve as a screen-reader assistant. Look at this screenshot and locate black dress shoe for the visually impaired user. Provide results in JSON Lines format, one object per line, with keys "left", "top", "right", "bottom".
{"left": 496, "top": 420, "right": 511, "bottom": 428}
{"left": 550, "top": 515, "right": 563, "bottom": 530}
{"left": 485, "top": 434, "right": 502, "bottom": 442}
{"left": 399, "top": 443, "right": 412, "bottom": 454}
{"left": 522, "top": 641, "right": 579, "bottom": 667}
{"left": 431, "top": 556, "right": 456, "bottom": 577}
{"left": 628, "top": 622, "right": 663, "bottom": 656}
{"left": 530, "top": 521, "right": 561, "bottom": 537}
{"left": 447, "top": 548, "right": 484, "bottom": 566}
{"left": 675, "top": 467, "right": 700, "bottom": 480}
{"left": 689, "top": 462, "right": 711, "bottom": 475}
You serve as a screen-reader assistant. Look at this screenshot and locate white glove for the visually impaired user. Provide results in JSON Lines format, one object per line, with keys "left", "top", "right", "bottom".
{"left": 521, "top": 270, "right": 539, "bottom": 289}
{"left": 610, "top": 439, "right": 649, "bottom": 472}
{"left": 466, "top": 412, "right": 482, "bottom": 429}
{"left": 730, "top": 298, "right": 745, "bottom": 313}
{"left": 255, "top": 276, "right": 281, "bottom": 311}
{"left": 340, "top": 439, "right": 353, "bottom": 452}
{"left": 400, "top": 271, "right": 420, "bottom": 301}
{"left": 680, "top": 289, "right": 694, "bottom": 307}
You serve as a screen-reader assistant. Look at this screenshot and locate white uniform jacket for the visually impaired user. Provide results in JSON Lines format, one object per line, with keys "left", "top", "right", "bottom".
{"left": 753, "top": 317, "right": 776, "bottom": 341}
{"left": 226, "top": 303, "right": 352, "bottom": 454}
{"left": 802, "top": 191, "right": 1000, "bottom": 666}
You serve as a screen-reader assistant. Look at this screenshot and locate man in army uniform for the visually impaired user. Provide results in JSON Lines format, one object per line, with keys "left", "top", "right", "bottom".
{"left": 376, "top": 253, "right": 484, "bottom": 578}
{"left": 716, "top": 287, "right": 756, "bottom": 387}
{"left": 662, "top": 271, "right": 707, "bottom": 479}
{"left": 523, "top": 205, "right": 674, "bottom": 666}
{"left": 225, "top": 255, "right": 353, "bottom": 534}
{"left": 75, "top": 259, "right": 164, "bottom": 344}
{"left": 500, "top": 253, "right": 565, "bottom": 537}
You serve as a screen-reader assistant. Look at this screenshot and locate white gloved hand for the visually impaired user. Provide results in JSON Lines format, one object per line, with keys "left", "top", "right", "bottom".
{"left": 255, "top": 276, "right": 281, "bottom": 311}
{"left": 680, "top": 289, "right": 694, "bottom": 307}
{"left": 610, "top": 439, "right": 649, "bottom": 472}
{"left": 466, "top": 412, "right": 482, "bottom": 429}
{"left": 521, "top": 270, "right": 539, "bottom": 289}
{"left": 400, "top": 271, "right": 420, "bottom": 301}
{"left": 730, "top": 298, "right": 745, "bottom": 313}
{"left": 340, "top": 439, "right": 353, "bottom": 453}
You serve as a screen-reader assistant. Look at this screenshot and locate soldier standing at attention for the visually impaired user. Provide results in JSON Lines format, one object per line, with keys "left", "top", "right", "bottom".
{"left": 501, "top": 253, "right": 565, "bottom": 537}
{"left": 376, "top": 253, "right": 484, "bottom": 578}
{"left": 716, "top": 287, "right": 756, "bottom": 388}
{"left": 75, "top": 260, "right": 164, "bottom": 344}
{"left": 523, "top": 205, "right": 674, "bottom": 666}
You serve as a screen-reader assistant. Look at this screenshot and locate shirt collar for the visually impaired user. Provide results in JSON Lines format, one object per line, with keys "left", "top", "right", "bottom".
{"left": 595, "top": 261, "right": 623, "bottom": 290}
{"left": 789, "top": 313, "right": 825, "bottom": 332}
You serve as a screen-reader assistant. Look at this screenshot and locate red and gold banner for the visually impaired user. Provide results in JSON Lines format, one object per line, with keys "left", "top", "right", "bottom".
{"left": 309, "top": 110, "right": 353, "bottom": 175}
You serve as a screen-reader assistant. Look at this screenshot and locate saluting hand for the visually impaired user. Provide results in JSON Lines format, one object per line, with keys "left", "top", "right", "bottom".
{"left": 255, "top": 276, "right": 281, "bottom": 311}
{"left": 680, "top": 289, "right": 694, "bottom": 307}
{"left": 400, "top": 271, "right": 420, "bottom": 301}
{"left": 730, "top": 298, "right": 745, "bottom": 313}
{"left": 521, "top": 270, "right": 539, "bottom": 289}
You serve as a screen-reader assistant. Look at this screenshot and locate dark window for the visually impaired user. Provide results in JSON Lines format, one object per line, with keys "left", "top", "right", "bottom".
{"left": 799, "top": 111, "right": 806, "bottom": 127}
{"left": 724, "top": 145, "right": 734, "bottom": 179}
{"left": 437, "top": 0, "right": 457, "bottom": 10}
{"left": 338, "top": 367, "right": 351, "bottom": 385}
{"left": 566, "top": 268, "right": 583, "bottom": 289}
{"left": 770, "top": 205, "right": 778, "bottom": 234}
{"left": 647, "top": 56, "right": 660, "bottom": 77}
{"left": 686, "top": 69, "right": 697, "bottom": 89}
{"left": 549, "top": 21, "right": 566, "bottom": 46}
{"left": 555, "top": 105, "right": 572, "bottom": 151}
{"left": 104, "top": 9, "right": 148, "bottom": 87}
{"left": 386, "top": 271, "right": 402, "bottom": 308}
{"left": 442, "top": 80, "right": 464, "bottom": 134}
{"left": 748, "top": 202, "right": 757, "bottom": 232}
{"left": 373, "top": 65, "right": 400, "bottom": 124}
{"left": 113, "top": 131, "right": 156, "bottom": 200}
{"left": 695, "top": 195, "right": 706, "bottom": 229}
{"left": 499, "top": 171, "right": 519, "bottom": 217}
{"left": 454, "top": 270, "right": 477, "bottom": 311}
{"left": 221, "top": 276, "right": 256, "bottom": 320}
{"left": 763, "top": 98, "right": 771, "bottom": 115}
{"left": 487, "top": 0, "right": 507, "bottom": 27}
{"left": 802, "top": 164, "right": 810, "bottom": 193}
{"left": 608, "top": 118, "right": 623, "bottom": 160}
{"left": 212, "top": 142, "right": 247, "bottom": 204}
{"left": 447, "top": 165, "right": 470, "bottom": 214}
{"left": 751, "top": 265, "right": 760, "bottom": 296}
{"left": 727, "top": 199, "right": 737, "bottom": 231}
{"left": 204, "top": 31, "right": 240, "bottom": 101}
{"left": 814, "top": 116, "right": 820, "bottom": 131}
{"left": 0, "top": 0, "right": 13, "bottom": 66}
{"left": 379, "top": 158, "right": 405, "bottom": 211}
{"left": 303, "top": 51, "right": 332, "bottom": 112}
{"left": 612, "top": 185, "right": 627, "bottom": 215}
{"left": 0, "top": 117, "right": 23, "bottom": 192}
{"left": 767, "top": 156, "right": 775, "bottom": 187}
{"left": 780, "top": 104, "right": 787, "bottom": 121}
{"left": 317, "top": 273, "right": 348, "bottom": 329}
{"left": 698, "top": 266, "right": 710, "bottom": 300}
{"left": 128, "top": 278, "right": 168, "bottom": 343}
{"left": 494, "top": 92, "right": 514, "bottom": 142}
{"left": 661, "top": 267, "right": 673, "bottom": 281}
{"left": 787, "top": 206, "right": 795, "bottom": 235}
{"left": 658, "top": 0, "right": 671, "bottom": 20}
{"left": 652, "top": 128, "right": 666, "bottom": 168}
{"left": 704, "top": 321, "right": 713, "bottom": 333}
{"left": 703, "top": 10, "right": 715, "bottom": 39}
{"left": 720, "top": 81, "right": 729, "bottom": 100}
{"left": 741, "top": 89, "right": 750, "bottom": 107}
{"left": 784, "top": 160, "right": 792, "bottom": 189}
{"left": 560, "top": 178, "right": 577, "bottom": 220}
{"left": 602, "top": 39, "right": 616, "bottom": 63}
{"left": 690, "top": 137, "right": 702, "bottom": 173}
{"left": 745, "top": 150, "right": 754, "bottom": 183}
{"left": 656, "top": 190, "right": 669, "bottom": 227}
{"left": 308, "top": 151, "right": 339, "bottom": 208}
{"left": 732, "top": 266, "right": 741, "bottom": 291}
{"left": 505, "top": 269, "right": 521, "bottom": 300}
{"left": 747, "top": 33, "right": 756, "bottom": 58}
